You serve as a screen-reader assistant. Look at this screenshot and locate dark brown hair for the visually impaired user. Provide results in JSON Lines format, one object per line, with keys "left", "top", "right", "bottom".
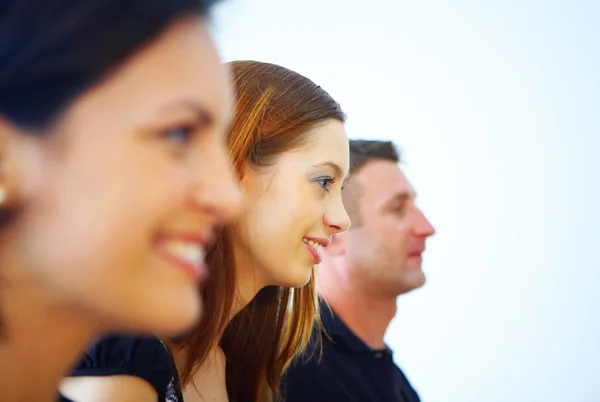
{"left": 349, "top": 140, "right": 400, "bottom": 173}
{"left": 0, "top": 0, "right": 220, "bottom": 338}
{"left": 172, "top": 60, "right": 346, "bottom": 402}
{"left": 343, "top": 140, "right": 400, "bottom": 227}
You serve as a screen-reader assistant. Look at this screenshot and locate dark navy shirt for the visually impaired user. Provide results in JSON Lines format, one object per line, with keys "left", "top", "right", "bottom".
{"left": 58, "top": 334, "right": 183, "bottom": 401}
{"left": 281, "top": 306, "right": 421, "bottom": 402}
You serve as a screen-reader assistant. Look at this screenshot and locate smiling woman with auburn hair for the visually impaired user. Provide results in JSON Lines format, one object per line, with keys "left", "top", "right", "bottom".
{"left": 171, "top": 60, "right": 351, "bottom": 402}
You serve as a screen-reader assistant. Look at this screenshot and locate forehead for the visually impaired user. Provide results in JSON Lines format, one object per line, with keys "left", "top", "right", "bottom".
{"left": 281, "top": 119, "right": 350, "bottom": 174}
{"left": 70, "top": 17, "right": 231, "bottom": 129}
{"left": 354, "top": 160, "right": 415, "bottom": 201}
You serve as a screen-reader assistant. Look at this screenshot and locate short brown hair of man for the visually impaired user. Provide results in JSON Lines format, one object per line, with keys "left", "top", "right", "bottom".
{"left": 343, "top": 140, "right": 401, "bottom": 227}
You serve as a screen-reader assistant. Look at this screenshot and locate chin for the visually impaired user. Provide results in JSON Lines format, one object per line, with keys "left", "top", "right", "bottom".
{"left": 95, "top": 288, "right": 202, "bottom": 336}
{"left": 130, "top": 307, "right": 200, "bottom": 336}
{"left": 402, "top": 276, "right": 426, "bottom": 294}
{"left": 391, "top": 268, "right": 425, "bottom": 294}
{"left": 276, "top": 263, "right": 314, "bottom": 288}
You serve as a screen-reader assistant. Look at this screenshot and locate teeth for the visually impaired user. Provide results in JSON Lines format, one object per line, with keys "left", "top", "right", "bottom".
{"left": 166, "top": 241, "right": 205, "bottom": 266}
{"left": 303, "top": 238, "right": 323, "bottom": 253}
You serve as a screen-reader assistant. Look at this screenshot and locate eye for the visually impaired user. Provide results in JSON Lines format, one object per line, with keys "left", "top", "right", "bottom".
{"left": 317, "top": 177, "right": 335, "bottom": 192}
{"left": 392, "top": 204, "right": 405, "bottom": 214}
{"left": 160, "top": 125, "right": 195, "bottom": 146}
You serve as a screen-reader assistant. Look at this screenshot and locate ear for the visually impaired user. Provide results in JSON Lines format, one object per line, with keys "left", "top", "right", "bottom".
{"left": 239, "top": 162, "right": 276, "bottom": 199}
{"left": 238, "top": 162, "right": 260, "bottom": 194}
{"left": 325, "top": 231, "right": 348, "bottom": 257}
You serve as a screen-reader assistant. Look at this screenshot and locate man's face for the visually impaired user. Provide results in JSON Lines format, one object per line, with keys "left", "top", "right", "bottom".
{"left": 344, "top": 160, "right": 435, "bottom": 296}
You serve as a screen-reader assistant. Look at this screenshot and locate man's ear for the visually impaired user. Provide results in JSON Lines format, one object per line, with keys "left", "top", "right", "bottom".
{"left": 325, "top": 231, "right": 348, "bottom": 257}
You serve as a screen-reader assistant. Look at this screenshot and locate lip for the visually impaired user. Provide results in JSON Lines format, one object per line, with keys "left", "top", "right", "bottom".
{"left": 304, "top": 242, "right": 323, "bottom": 264}
{"left": 303, "top": 236, "right": 330, "bottom": 247}
{"left": 155, "top": 233, "right": 212, "bottom": 281}
{"left": 408, "top": 249, "right": 424, "bottom": 259}
{"left": 302, "top": 236, "right": 329, "bottom": 264}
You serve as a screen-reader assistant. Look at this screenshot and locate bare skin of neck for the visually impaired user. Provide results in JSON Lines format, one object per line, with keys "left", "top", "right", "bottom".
{"left": 0, "top": 283, "right": 97, "bottom": 402}
{"left": 319, "top": 263, "right": 397, "bottom": 350}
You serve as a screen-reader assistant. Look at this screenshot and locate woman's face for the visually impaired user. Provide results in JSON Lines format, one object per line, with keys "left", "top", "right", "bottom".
{"left": 233, "top": 120, "right": 351, "bottom": 293}
{"left": 0, "top": 18, "right": 243, "bottom": 335}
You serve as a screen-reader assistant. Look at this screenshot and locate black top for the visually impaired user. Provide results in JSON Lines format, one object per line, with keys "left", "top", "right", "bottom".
{"left": 58, "top": 334, "right": 183, "bottom": 402}
{"left": 281, "top": 305, "right": 421, "bottom": 402}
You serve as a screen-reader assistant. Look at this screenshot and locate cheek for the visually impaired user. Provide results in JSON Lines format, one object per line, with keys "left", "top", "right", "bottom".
{"left": 362, "top": 223, "right": 410, "bottom": 255}
{"left": 375, "top": 225, "right": 410, "bottom": 256}
{"left": 391, "top": 223, "right": 412, "bottom": 243}
{"left": 240, "top": 195, "right": 313, "bottom": 266}
{"left": 242, "top": 197, "right": 292, "bottom": 250}
{"left": 264, "top": 195, "right": 322, "bottom": 242}
{"left": 245, "top": 180, "right": 309, "bottom": 232}
{"left": 22, "top": 154, "right": 187, "bottom": 281}
{"left": 239, "top": 174, "right": 325, "bottom": 268}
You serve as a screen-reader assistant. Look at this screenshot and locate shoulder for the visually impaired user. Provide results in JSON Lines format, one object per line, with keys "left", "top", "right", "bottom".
{"left": 74, "top": 335, "right": 171, "bottom": 371}
{"left": 73, "top": 334, "right": 173, "bottom": 374}
{"left": 394, "top": 364, "right": 421, "bottom": 401}
{"left": 280, "top": 349, "right": 329, "bottom": 401}
{"left": 67, "top": 335, "right": 176, "bottom": 398}
{"left": 60, "top": 375, "right": 159, "bottom": 402}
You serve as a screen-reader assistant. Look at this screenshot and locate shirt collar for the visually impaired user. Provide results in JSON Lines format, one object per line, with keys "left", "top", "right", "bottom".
{"left": 320, "top": 301, "right": 392, "bottom": 354}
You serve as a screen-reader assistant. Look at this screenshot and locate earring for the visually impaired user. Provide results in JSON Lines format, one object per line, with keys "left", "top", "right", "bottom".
{"left": 0, "top": 185, "right": 5, "bottom": 205}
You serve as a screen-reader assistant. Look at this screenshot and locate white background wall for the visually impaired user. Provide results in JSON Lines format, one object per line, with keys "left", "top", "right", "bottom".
{"left": 211, "top": 1, "right": 600, "bottom": 400}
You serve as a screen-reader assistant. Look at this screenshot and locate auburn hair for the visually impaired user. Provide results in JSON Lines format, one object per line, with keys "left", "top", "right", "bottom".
{"left": 172, "top": 60, "right": 346, "bottom": 402}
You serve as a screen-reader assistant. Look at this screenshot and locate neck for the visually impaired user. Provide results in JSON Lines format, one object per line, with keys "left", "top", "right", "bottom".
{"left": 228, "top": 242, "right": 271, "bottom": 321}
{"left": 320, "top": 271, "right": 397, "bottom": 349}
{"left": 173, "top": 250, "right": 265, "bottom": 377}
{"left": 0, "top": 283, "right": 97, "bottom": 402}
{"left": 230, "top": 272, "right": 263, "bottom": 320}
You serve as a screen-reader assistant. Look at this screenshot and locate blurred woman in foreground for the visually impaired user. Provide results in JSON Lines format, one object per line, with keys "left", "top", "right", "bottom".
{"left": 0, "top": 1, "right": 242, "bottom": 401}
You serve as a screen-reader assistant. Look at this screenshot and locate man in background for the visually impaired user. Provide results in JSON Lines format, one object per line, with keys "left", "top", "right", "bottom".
{"left": 282, "top": 140, "right": 436, "bottom": 402}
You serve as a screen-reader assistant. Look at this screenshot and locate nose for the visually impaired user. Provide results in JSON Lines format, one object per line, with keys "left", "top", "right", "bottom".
{"left": 323, "top": 197, "right": 351, "bottom": 236}
{"left": 414, "top": 208, "right": 435, "bottom": 237}
{"left": 189, "top": 142, "right": 243, "bottom": 225}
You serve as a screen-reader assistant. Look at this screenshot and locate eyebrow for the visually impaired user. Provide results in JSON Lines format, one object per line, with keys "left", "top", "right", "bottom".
{"left": 311, "top": 161, "right": 345, "bottom": 178}
{"left": 383, "top": 191, "right": 416, "bottom": 208}
{"left": 156, "top": 99, "right": 214, "bottom": 127}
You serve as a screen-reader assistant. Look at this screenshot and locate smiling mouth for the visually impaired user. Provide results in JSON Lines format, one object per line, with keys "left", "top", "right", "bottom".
{"left": 157, "top": 239, "right": 208, "bottom": 280}
{"left": 303, "top": 238, "right": 323, "bottom": 264}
